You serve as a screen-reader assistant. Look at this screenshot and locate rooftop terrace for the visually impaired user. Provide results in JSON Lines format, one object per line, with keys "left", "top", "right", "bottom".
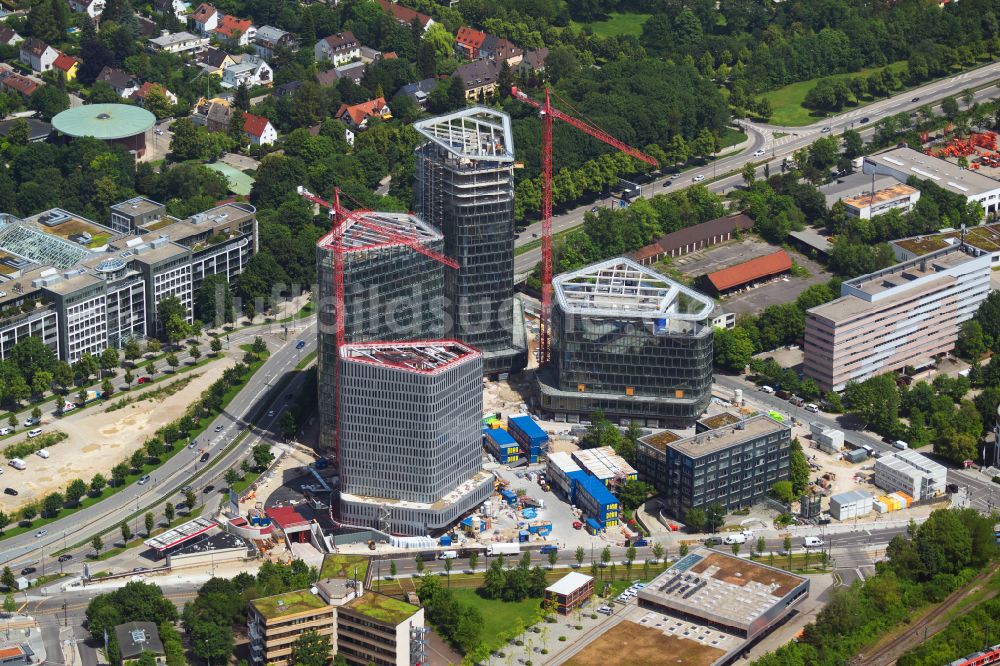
{"left": 643, "top": 414, "right": 788, "bottom": 458}
{"left": 413, "top": 106, "right": 514, "bottom": 162}
{"left": 345, "top": 593, "right": 419, "bottom": 625}
{"left": 341, "top": 340, "right": 479, "bottom": 374}
{"left": 251, "top": 590, "right": 329, "bottom": 620}
{"left": 319, "top": 553, "right": 370, "bottom": 582}
{"left": 318, "top": 210, "right": 443, "bottom": 253}
{"left": 893, "top": 223, "right": 1000, "bottom": 256}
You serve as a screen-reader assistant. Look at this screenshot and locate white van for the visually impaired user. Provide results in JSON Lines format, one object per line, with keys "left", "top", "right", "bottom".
{"left": 27, "top": 428, "right": 42, "bottom": 438}
{"left": 722, "top": 533, "right": 748, "bottom": 545}
{"left": 893, "top": 440, "right": 908, "bottom": 450}
{"left": 803, "top": 536, "right": 823, "bottom": 548}
{"left": 760, "top": 386, "right": 775, "bottom": 394}
{"left": 438, "top": 550, "right": 458, "bottom": 560}
{"left": 805, "top": 403, "right": 819, "bottom": 413}
{"left": 36, "top": 449, "right": 49, "bottom": 459}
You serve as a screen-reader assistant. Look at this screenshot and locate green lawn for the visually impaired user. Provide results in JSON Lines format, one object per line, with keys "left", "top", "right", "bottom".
{"left": 718, "top": 127, "right": 748, "bottom": 150}
{"left": 569, "top": 12, "right": 651, "bottom": 38}
{"left": 448, "top": 589, "right": 543, "bottom": 650}
{"left": 761, "top": 61, "right": 908, "bottom": 126}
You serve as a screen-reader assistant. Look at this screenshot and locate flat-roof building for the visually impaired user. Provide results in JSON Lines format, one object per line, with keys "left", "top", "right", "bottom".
{"left": 248, "top": 591, "right": 335, "bottom": 666}
{"left": 336, "top": 594, "right": 425, "bottom": 666}
{"left": 829, "top": 489, "right": 874, "bottom": 521}
{"left": 537, "top": 257, "right": 716, "bottom": 428}
{"left": 864, "top": 147, "right": 1000, "bottom": 215}
{"left": 571, "top": 445, "right": 637, "bottom": 487}
{"left": 804, "top": 245, "right": 990, "bottom": 391}
{"left": 842, "top": 183, "right": 921, "bottom": 219}
{"left": 337, "top": 341, "right": 493, "bottom": 535}
{"left": 114, "top": 622, "right": 164, "bottom": 665}
{"left": 873, "top": 449, "right": 946, "bottom": 500}
{"left": 544, "top": 572, "right": 594, "bottom": 614}
{"left": 637, "top": 414, "right": 791, "bottom": 519}
{"left": 413, "top": 107, "right": 527, "bottom": 377}
{"left": 636, "top": 548, "right": 808, "bottom": 657}
{"left": 891, "top": 223, "right": 1000, "bottom": 267}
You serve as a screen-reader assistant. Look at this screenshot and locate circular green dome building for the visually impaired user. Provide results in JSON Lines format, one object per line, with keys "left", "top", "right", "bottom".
{"left": 51, "top": 103, "right": 156, "bottom": 156}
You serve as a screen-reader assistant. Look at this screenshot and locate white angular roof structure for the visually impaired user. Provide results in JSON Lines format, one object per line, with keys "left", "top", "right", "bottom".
{"left": 553, "top": 257, "right": 715, "bottom": 321}
{"left": 413, "top": 106, "right": 514, "bottom": 162}
{"left": 318, "top": 211, "right": 442, "bottom": 252}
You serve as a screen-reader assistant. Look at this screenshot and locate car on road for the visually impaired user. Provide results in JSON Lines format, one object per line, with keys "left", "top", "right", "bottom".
{"left": 704, "top": 537, "right": 721, "bottom": 546}
{"left": 861, "top": 117, "right": 870, "bottom": 123}
{"left": 661, "top": 179, "right": 672, "bottom": 187}
{"left": 138, "top": 377, "right": 151, "bottom": 384}
{"left": 820, "top": 126, "right": 832, "bottom": 133}
{"left": 759, "top": 385, "right": 775, "bottom": 394}
{"left": 692, "top": 174, "right": 705, "bottom": 182}
{"left": 58, "top": 554, "right": 72, "bottom": 563}
{"left": 188, "top": 440, "right": 198, "bottom": 449}
{"left": 154, "top": 128, "right": 164, "bottom": 135}
{"left": 214, "top": 425, "right": 224, "bottom": 432}
{"left": 132, "top": 567, "right": 147, "bottom": 572}
{"left": 180, "top": 485, "right": 192, "bottom": 493}
{"left": 203, "top": 485, "right": 215, "bottom": 493}
{"left": 0, "top": 427, "right": 12, "bottom": 435}
{"left": 540, "top": 545, "right": 558, "bottom": 554}
{"left": 267, "top": 409, "right": 275, "bottom": 417}
{"left": 572, "top": 521, "right": 582, "bottom": 530}
{"left": 200, "top": 452, "right": 210, "bottom": 462}
{"left": 805, "top": 403, "right": 819, "bottom": 413}
{"left": 589, "top": 206, "right": 599, "bottom": 212}
{"left": 175, "top": 502, "right": 187, "bottom": 511}
{"left": 27, "top": 428, "right": 42, "bottom": 438}
{"left": 3, "top": 488, "right": 17, "bottom": 496}
{"left": 296, "top": 340, "right": 306, "bottom": 349}
{"left": 21, "top": 567, "right": 35, "bottom": 575}
{"left": 35, "top": 529, "right": 47, "bottom": 538}
{"left": 23, "top": 417, "right": 38, "bottom": 427}
{"left": 137, "top": 475, "right": 150, "bottom": 485}
{"left": 753, "top": 148, "right": 766, "bottom": 157}
{"left": 597, "top": 606, "right": 613, "bottom": 615}
{"left": 912, "top": 96, "right": 920, "bottom": 102}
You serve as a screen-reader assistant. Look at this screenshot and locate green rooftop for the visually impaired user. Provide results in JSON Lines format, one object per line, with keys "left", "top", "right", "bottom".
{"left": 346, "top": 594, "right": 419, "bottom": 626}
{"left": 320, "top": 554, "right": 370, "bottom": 582}
{"left": 205, "top": 162, "right": 255, "bottom": 196}
{"left": 251, "top": 590, "right": 328, "bottom": 619}
{"left": 141, "top": 218, "right": 177, "bottom": 232}
{"left": 52, "top": 104, "right": 155, "bottom": 140}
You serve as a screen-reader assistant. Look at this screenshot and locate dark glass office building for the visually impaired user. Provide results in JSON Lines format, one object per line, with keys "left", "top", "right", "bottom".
{"left": 316, "top": 211, "right": 446, "bottom": 456}
{"left": 537, "top": 258, "right": 715, "bottom": 427}
{"left": 413, "top": 107, "right": 527, "bottom": 377}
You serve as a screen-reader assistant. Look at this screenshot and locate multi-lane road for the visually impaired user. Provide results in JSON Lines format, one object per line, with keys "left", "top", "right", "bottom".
{"left": 513, "top": 60, "right": 1000, "bottom": 276}
{"left": 0, "top": 318, "right": 318, "bottom": 570}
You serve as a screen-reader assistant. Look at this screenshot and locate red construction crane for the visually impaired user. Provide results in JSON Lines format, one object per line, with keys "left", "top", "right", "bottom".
{"left": 510, "top": 86, "right": 659, "bottom": 366}
{"left": 296, "top": 185, "right": 458, "bottom": 461}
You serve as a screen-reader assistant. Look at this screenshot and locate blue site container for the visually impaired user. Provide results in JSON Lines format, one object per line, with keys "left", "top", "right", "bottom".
{"left": 483, "top": 428, "right": 521, "bottom": 464}
{"left": 576, "top": 475, "right": 620, "bottom": 529}
{"left": 508, "top": 415, "right": 549, "bottom": 463}
{"left": 518, "top": 530, "right": 529, "bottom": 542}
{"left": 500, "top": 489, "right": 518, "bottom": 505}
{"left": 439, "top": 535, "right": 453, "bottom": 546}
{"left": 565, "top": 470, "right": 589, "bottom": 504}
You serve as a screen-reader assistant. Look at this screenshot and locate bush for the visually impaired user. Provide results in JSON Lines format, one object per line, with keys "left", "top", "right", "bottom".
{"left": 992, "top": 475, "right": 1000, "bottom": 484}
{"left": 3, "top": 431, "right": 68, "bottom": 458}
{"left": 541, "top": 649, "right": 549, "bottom": 655}
{"left": 559, "top": 636, "right": 567, "bottom": 642}
{"left": 515, "top": 640, "right": 524, "bottom": 647}
{"left": 574, "top": 625, "right": 583, "bottom": 630}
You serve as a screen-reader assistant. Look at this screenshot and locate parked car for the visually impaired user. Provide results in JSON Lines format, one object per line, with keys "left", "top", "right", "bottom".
{"left": 597, "top": 606, "right": 613, "bottom": 615}
{"left": 175, "top": 502, "right": 187, "bottom": 511}
{"left": 4, "top": 487, "right": 17, "bottom": 496}
{"left": 21, "top": 567, "right": 36, "bottom": 575}
{"left": 180, "top": 485, "right": 192, "bottom": 493}
{"left": 704, "top": 537, "right": 721, "bottom": 546}
{"left": 661, "top": 180, "right": 672, "bottom": 187}
{"left": 759, "top": 385, "right": 775, "bottom": 394}
{"left": 573, "top": 521, "right": 583, "bottom": 530}
{"left": 805, "top": 403, "right": 819, "bottom": 413}
{"left": 0, "top": 427, "right": 12, "bottom": 435}
{"left": 138, "top": 377, "right": 151, "bottom": 384}
{"left": 203, "top": 485, "right": 215, "bottom": 493}
{"left": 23, "top": 417, "right": 38, "bottom": 427}
{"left": 188, "top": 440, "right": 198, "bottom": 449}
{"left": 540, "top": 545, "right": 558, "bottom": 554}
{"left": 27, "top": 428, "right": 42, "bottom": 438}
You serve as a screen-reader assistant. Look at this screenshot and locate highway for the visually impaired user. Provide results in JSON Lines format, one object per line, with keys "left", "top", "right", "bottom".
{"left": 513, "top": 60, "right": 1000, "bottom": 276}
{"left": 0, "top": 317, "right": 318, "bottom": 571}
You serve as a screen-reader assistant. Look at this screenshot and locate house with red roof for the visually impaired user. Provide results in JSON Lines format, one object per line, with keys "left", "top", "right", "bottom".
{"left": 336, "top": 97, "right": 390, "bottom": 145}
{"left": 243, "top": 112, "right": 276, "bottom": 146}
{"left": 52, "top": 53, "right": 80, "bottom": 81}
{"left": 131, "top": 81, "right": 179, "bottom": 106}
{"left": 213, "top": 15, "right": 256, "bottom": 46}
{"left": 0, "top": 67, "right": 41, "bottom": 99}
{"left": 704, "top": 249, "right": 792, "bottom": 294}
{"left": 189, "top": 3, "right": 218, "bottom": 33}
{"left": 454, "top": 26, "right": 487, "bottom": 60}
{"left": 376, "top": 0, "right": 434, "bottom": 32}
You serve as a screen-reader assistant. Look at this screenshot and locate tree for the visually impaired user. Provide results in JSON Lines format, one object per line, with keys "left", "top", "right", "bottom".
{"left": 771, "top": 480, "right": 795, "bottom": 504}
{"left": 19, "top": 503, "right": 37, "bottom": 522}
{"left": 100, "top": 348, "right": 120, "bottom": 377}
{"left": 225, "top": 469, "right": 240, "bottom": 487}
{"left": 742, "top": 162, "right": 756, "bottom": 186}
{"left": 124, "top": 370, "right": 134, "bottom": 388}
{"left": 252, "top": 444, "right": 274, "bottom": 470}
{"left": 443, "top": 556, "right": 453, "bottom": 585}
{"left": 164, "top": 503, "right": 175, "bottom": 523}
{"left": 468, "top": 552, "right": 478, "bottom": 573}
{"left": 165, "top": 353, "right": 179, "bottom": 371}
{"left": 53, "top": 361, "right": 73, "bottom": 392}
{"left": 144, "top": 512, "right": 155, "bottom": 536}
{"left": 783, "top": 535, "right": 792, "bottom": 567}
{"left": 43, "top": 492, "right": 63, "bottom": 518}
{"left": 66, "top": 479, "right": 87, "bottom": 506}
{"left": 548, "top": 549, "right": 559, "bottom": 569}
{"left": 3, "top": 593, "right": 16, "bottom": 616}
{"left": 652, "top": 542, "right": 665, "bottom": 563}
{"left": 790, "top": 439, "right": 810, "bottom": 495}
{"left": 210, "top": 338, "right": 223, "bottom": 355}
{"left": 714, "top": 327, "right": 755, "bottom": 372}
{"left": 756, "top": 536, "right": 766, "bottom": 558}
{"left": 101, "top": 377, "right": 114, "bottom": 399}
{"left": 705, "top": 503, "right": 725, "bottom": 532}
{"left": 0, "top": 512, "right": 10, "bottom": 536}
{"left": 842, "top": 129, "right": 864, "bottom": 159}
{"left": 290, "top": 630, "right": 330, "bottom": 666}
{"left": 31, "top": 405, "right": 42, "bottom": 422}
{"left": 130, "top": 448, "right": 146, "bottom": 471}
{"left": 29, "top": 85, "right": 70, "bottom": 120}
{"left": 844, "top": 374, "right": 900, "bottom": 435}
{"left": 1, "top": 567, "right": 16, "bottom": 590}
{"left": 111, "top": 462, "right": 129, "bottom": 487}
{"left": 184, "top": 490, "right": 197, "bottom": 511}
{"left": 731, "top": 542, "right": 741, "bottom": 557}
{"left": 120, "top": 521, "right": 132, "bottom": 544}
{"left": 601, "top": 546, "right": 612, "bottom": 569}
{"left": 31, "top": 371, "right": 52, "bottom": 399}
{"left": 92, "top": 535, "right": 103, "bottom": 556}
{"left": 90, "top": 473, "right": 107, "bottom": 495}
{"left": 189, "top": 344, "right": 201, "bottom": 362}
{"left": 956, "top": 320, "right": 986, "bottom": 360}
{"left": 685, "top": 507, "right": 707, "bottom": 532}
{"left": 415, "top": 556, "right": 424, "bottom": 575}
{"left": 942, "top": 96, "right": 960, "bottom": 119}
{"left": 157, "top": 296, "right": 190, "bottom": 345}
{"left": 575, "top": 546, "right": 585, "bottom": 568}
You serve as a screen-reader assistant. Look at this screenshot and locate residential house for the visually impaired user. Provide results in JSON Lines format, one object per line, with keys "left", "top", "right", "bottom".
{"left": 336, "top": 97, "right": 390, "bottom": 145}
{"left": 0, "top": 118, "right": 52, "bottom": 142}
{"left": 195, "top": 47, "right": 236, "bottom": 76}
{"left": 153, "top": 0, "right": 190, "bottom": 20}
{"left": 189, "top": 3, "right": 218, "bottom": 33}
{"left": 221, "top": 55, "right": 272, "bottom": 88}
{"left": 52, "top": 53, "right": 79, "bottom": 81}
{"left": 253, "top": 25, "right": 294, "bottom": 60}
{"left": 273, "top": 81, "right": 301, "bottom": 98}
{"left": 359, "top": 45, "right": 382, "bottom": 63}
{"left": 483, "top": 36, "right": 521, "bottom": 66}
{"left": 191, "top": 96, "right": 231, "bottom": 132}
{"left": 0, "top": 67, "right": 41, "bottom": 99}
{"left": 314, "top": 31, "right": 360, "bottom": 66}
{"left": 114, "top": 622, "right": 165, "bottom": 666}
{"left": 19, "top": 38, "right": 58, "bottom": 73}
{"left": 315, "top": 61, "right": 365, "bottom": 87}
{"left": 0, "top": 25, "right": 23, "bottom": 47}
{"left": 376, "top": 0, "right": 433, "bottom": 32}
{"left": 131, "top": 82, "right": 178, "bottom": 106}
{"left": 136, "top": 16, "right": 160, "bottom": 38}
{"left": 454, "top": 26, "right": 486, "bottom": 60}
{"left": 213, "top": 15, "right": 255, "bottom": 47}
{"left": 97, "top": 67, "right": 140, "bottom": 97}
{"left": 518, "top": 47, "right": 548, "bottom": 77}
{"left": 396, "top": 77, "right": 438, "bottom": 110}
{"left": 243, "top": 113, "right": 276, "bottom": 146}
{"left": 147, "top": 30, "right": 208, "bottom": 53}
{"left": 454, "top": 59, "right": 499, "bottom": 101}
{"left": 68, "top": 0, "right": 105, "bottom": 19}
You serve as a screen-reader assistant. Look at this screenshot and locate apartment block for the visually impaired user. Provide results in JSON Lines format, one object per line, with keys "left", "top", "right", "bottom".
{"left": 337, "top": 341, "right": 493, "bottom": 535}
{"left": 0, "top": 200, "right": 257, "bottom": 361}
{"left": 637, "top": 414, "right": 791, "bottom": 519}
{"left": 537, "top": 257, "right": 716, "bottom": 427}
{"left": 336, "top": 595, "right": 425, "bottom": 666}
{"left": 804, "top": 245, "right": 990, "bottom": 391}
{"left": 413, "top": 107, "right": 527, "bottom": 377}
{"left": 248, "top": 591, "right": 335, "bottom": 666}
{"left": 873, "top": 449, "right": 946, "bottom": 500}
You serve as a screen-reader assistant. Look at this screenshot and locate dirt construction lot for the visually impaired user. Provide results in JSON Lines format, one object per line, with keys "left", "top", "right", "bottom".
{"left": 566, "top": 621, "right": 726, "bottom": 666}
{"left": 0, "top": 356, "right": 236, "bottom": 512}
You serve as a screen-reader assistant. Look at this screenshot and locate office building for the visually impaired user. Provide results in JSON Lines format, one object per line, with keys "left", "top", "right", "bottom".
{"left": 248, "top": 591, "right": 335, "bottom": 666}
{"left": 891, "top": 222, "right": 1000, "bottom": 267}
{"left": 536, "top": 257, "right": 715, "bottom": 427}
{"left": 315, "top": 211, "right": 446, "bottom": 455}
{"left": 413, "top": 107, "right": 527, "bottom": 377}
{"left": 337, "top": 341, "right": 493, "bottom": 535}
{"left": 637, "top": 414, "right": 791, "bottom": 518}
{"left": 113, "top": 623, "right": 164, "bottom": 666}
{"left": 873, "top": 449, "right": 946, "bottom": 500}
{"left": 0, "top": 200, "right": 256, "bottom": 362}
{"left": 336, "top": 595, "right": 425, "bottom": 666}
{"left": 544, "top": 572, "right": 594, "bottom": 614}
{"left": 804, "top": 245, "right": 990, "bottom": 391}
{"left": 632, "top": 548, "right": 808, "bottom": 661}
{"left": 841, "top": 183, "right": 920, "bottom": 219}
{"left": 864, "top": 147, "right": 1000, "bottom": 215}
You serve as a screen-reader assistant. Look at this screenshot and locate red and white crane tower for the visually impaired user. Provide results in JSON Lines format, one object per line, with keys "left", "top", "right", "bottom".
{"left": 510, "top": 86, "right": 659, "bottom": 365}
{"left": 296, "top": 185, "right": 458, "bottom": 461}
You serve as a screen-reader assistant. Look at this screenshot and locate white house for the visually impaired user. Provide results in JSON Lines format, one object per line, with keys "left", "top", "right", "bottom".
{"left": 243, "top": 113, "right": 276, "bottom": 146}
{"left": 147, "top": 30, "right": 209, "bottom": 54}
{"left": 96, "top": 66, "right": 140, "bottom": 98}
{"left": 153, "top": 0, "right": 190, "bottom": 20}
{"left": 253, "top": 25, "right": 294, "bottom": 60}
{"left": 19, "top": 38, "right": 58, "bottom": 73}
{"left": 221, "top": 55, "right": 272, "bottom": 88}
{"left": 212, "top": 15, "right": 255, "bottom": 47}
{"left": 0, "top": 26, "right": 24, "bottom": 47}
{"left": 189, "top": 3, "right": 218, "bottom": 33}
{"left": 68, "top": 0, "right": 105, "bottom": 19}
{"left": 314, "top": 31, "right": 360, "bottom": 66}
